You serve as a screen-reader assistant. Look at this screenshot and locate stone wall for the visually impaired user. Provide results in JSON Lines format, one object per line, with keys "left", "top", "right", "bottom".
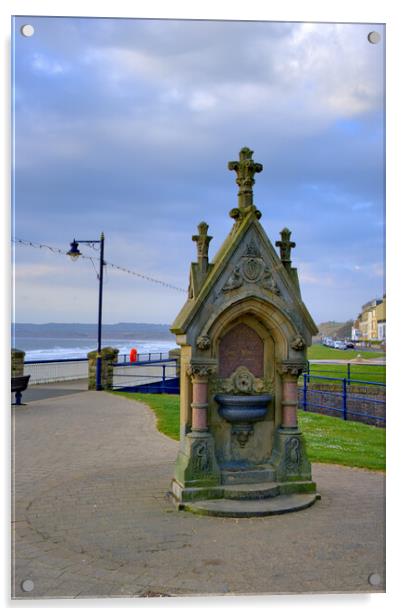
{"left": 12, "top": 348, "right": 25, "bottom": 377}
{"left": 298, "top": 382, "right": 385, "bottom": 427}
{"left": 87, "top": 347, "right": 119, "bottom": 390}
{"left": 168, "top": 347, "right": 181, "bottom": 377}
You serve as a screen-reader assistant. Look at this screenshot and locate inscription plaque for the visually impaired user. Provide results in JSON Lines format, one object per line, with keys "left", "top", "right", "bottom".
{"left": 218, "top": 323, "right": 264, "bottom": 377}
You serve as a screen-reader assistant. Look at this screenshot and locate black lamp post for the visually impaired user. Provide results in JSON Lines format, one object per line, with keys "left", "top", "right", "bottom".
{"left": 67, "top": 232, "right": 105, "bottom": 391}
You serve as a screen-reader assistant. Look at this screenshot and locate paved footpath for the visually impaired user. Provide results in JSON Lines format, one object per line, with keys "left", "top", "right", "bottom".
{"left": 12, "top": 383, "right": 385, "bottom": 599}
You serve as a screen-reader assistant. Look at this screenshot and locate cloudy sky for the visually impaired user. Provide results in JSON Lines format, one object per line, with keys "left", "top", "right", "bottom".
{"left": 12, "top": 16, "right": 385, "bottom": 325}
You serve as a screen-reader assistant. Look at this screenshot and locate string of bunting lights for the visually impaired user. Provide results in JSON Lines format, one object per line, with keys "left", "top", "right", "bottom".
{"left": 13, "top": 238, "right": 187, "bottom": 293}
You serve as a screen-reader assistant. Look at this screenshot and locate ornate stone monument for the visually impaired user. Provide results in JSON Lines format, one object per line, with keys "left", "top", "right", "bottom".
{"left": 170, "top": 147, "right": 320, "bottom": 516}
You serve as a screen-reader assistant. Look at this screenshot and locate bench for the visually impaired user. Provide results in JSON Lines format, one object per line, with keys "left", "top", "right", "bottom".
{"left": 11, "top": 375, "right": 31, "bottom": 405}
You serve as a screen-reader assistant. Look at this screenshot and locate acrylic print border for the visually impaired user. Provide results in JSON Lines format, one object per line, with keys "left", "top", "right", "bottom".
{"left": 2, "top": 3, "right": 400, "bottom": 609}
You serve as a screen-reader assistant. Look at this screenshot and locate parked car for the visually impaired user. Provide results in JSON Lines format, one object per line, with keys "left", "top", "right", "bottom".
{"left": 334, "top": 340, "right": 347, "bottom": 350}
{"left": 345, "top": 341, "right": 355, "bottom": 349}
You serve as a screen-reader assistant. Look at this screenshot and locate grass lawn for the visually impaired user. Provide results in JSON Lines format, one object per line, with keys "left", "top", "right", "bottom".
{"left": 308, "top": 344, "right": 385, "bottom": 361}
{"left": 298, "top": 411, "right": 385, "bottom": 471}
{"left": 114, "top": 391, "right": 180, "bottom": 441}
{"left": 307, "top": 344, "right": 385, "bottom": 383}
{"left": 307, "top": 363, "right": 385, "bottom": 384}
{"left": 113, "top": 392, "right": 385, "bottom": 472}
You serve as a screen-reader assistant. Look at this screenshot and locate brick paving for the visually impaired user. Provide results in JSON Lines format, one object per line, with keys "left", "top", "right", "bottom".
{"left": 12, "top": 384, "right": 385, "bottom": 599}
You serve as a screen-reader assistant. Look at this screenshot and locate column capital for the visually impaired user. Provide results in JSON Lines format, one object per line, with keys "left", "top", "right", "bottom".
{"left": 186, "top": 361, "right": 217, "bottom": 379}
{"left": 277, "top": 359, "right": 307, "bottom": 377}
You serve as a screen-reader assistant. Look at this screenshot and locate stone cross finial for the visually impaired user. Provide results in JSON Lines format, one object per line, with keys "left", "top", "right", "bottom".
{"left": 276, "top": 227, "right": 296, "bottom": 264}
{"left": 228, "top": 147, "right": 263, "bottom": 210}
{"left": 192, "top": 221, "right": 212, "bottom": 273}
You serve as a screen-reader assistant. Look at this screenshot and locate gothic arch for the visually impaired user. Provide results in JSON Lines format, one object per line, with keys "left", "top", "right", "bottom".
{"left": 201, "top": 296, "right": 296, "bottom": 360}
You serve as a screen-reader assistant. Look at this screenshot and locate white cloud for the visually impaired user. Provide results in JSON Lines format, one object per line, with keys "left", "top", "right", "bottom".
{"left": 31, "top": 52, "right": 69, "bottom": 75}
{"left": 298, "top": 262, "right": 336, "bottom": 286}
{"left": 189, "top": 90, "right": 217, "bottom": 111}
{"left": 14, "top": 263, "right": 64, "bottom": 279}
{"left": 13, "top": 18, "right": 385, "bottom": 324}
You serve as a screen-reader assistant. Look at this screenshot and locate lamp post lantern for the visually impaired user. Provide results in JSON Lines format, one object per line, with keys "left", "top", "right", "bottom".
{"left": 67, "top": 232, "right": 105, "bottom": 390}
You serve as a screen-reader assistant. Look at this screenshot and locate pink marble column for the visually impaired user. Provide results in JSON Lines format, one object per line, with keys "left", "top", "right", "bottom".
{"left": 279, "top": 360, "right": 306, "bottom": 429}
{"left": 281, "top": 377, "right": 299, "bottom": 428}
{"left": 190, "top": 376, "right": 209, "bottom": 432}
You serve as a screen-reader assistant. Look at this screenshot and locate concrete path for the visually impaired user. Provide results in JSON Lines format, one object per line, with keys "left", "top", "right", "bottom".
{"left": 15, "top": 378, "right": 88, "bottom": 403}
{"left": 12, "top": 385, "right": 385, "bottom": 599}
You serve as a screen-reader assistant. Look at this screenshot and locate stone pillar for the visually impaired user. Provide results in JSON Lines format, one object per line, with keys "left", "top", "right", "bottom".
{"left": 87, "top": 347, "right": 119, "bottom": 390}
{"left": 12, "top": 348, "right": 25, "bottom": 377}
{"left": 270, "top": 359, "right": 312, "bottom": 482}
{"left": 171, "top": 362, "right": 220, "bottom": 499}
{"left": 187, "top": 363, "right": 215, "bottom": 432}
{"left": 279, "top": 360, "right": 306, "bottom": 428}
{"left": 190, "top": 375, "right": 209, "bottom": 431}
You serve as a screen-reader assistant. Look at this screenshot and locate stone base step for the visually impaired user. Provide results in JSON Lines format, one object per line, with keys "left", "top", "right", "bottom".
{"left": 222, "top": 481, "right": 280, "bottom": 500}
{"left": 181, "top": 492, "right": 320, "bottom": 518}
{"left": 221, "top": 466, "right": 276, "bottom": 485}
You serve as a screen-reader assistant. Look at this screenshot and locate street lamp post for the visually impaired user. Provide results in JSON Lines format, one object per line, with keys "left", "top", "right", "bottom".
{"left": 67, "top": 232, "right": 105, "bottom": 391}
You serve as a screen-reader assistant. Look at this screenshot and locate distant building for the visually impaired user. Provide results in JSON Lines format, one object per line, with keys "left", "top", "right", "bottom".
{"left": 376, "top": 295, "right": 386, "bottom": 340}
{"left": 351, "top": 319, "right": 362, "bottom": 341}
{"left": 352, "top": 295, "right": 386, "bottom": 342}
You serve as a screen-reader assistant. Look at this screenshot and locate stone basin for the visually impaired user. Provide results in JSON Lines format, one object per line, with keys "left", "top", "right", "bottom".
{"left": 215, "top": 393, "right": 272, "bottom": 424}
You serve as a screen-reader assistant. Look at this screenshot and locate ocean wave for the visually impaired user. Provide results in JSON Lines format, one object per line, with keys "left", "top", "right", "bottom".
{"left": 24, "top": 340, "right": 178, "bottom": 362}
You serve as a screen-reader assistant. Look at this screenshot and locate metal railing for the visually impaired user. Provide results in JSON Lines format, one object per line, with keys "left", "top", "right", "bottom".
{"left": 22, "top": 352, "right": 175, "bottom": 385}
{"left": 117, "top": 351, "right": 171, "bottom": 363}
{"left": 306, "top": 361, "right": 385, "bottom": 384}
{"left": 112, "top": 358, "right": 179, "bottom": 393}
{"left": 299, "top": 373, "right": 385, "bottom": 426}
{"left": 24, "top": 358, "right": 88, "bottom": 384}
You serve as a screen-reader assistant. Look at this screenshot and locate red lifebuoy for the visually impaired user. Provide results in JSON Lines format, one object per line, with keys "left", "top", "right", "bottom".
{"left": 129, "top": 348, "right": 137, "bottom": 363}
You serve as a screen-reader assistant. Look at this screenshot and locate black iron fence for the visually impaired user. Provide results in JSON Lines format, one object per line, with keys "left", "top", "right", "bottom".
{"left": 117, "top": 351, "right": 171, "bottom": 363}
{"left": 299, "top": 373, "right": 385, "bottom": 427}
{"left": 306, "top": 361, "right": 385, "bottom": 384}
{"left": 112, "top": 358, "right": 179, "bottom": 394}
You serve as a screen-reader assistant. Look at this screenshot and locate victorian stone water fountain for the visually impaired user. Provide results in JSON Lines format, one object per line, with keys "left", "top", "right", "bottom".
{"left": 169, "top": 147, "right": 320, "bottom": 516}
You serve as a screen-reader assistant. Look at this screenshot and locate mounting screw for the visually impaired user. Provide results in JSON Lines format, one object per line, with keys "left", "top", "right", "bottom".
{"left": 21, "top": 24, "right": 35, "bottom": 37}
{"left": 368, "top": 31, "right": 381, "bottom": 44}
{"left": 368, "top": 572, "right": 382, "bottom": 586}
{"left": 21, "top": 579, "right": 34, "bottom": 592}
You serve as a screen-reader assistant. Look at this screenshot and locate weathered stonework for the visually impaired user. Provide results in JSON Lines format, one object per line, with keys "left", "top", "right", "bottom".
{"left": 278, "top": 359, "right": 308, "bottom": 377}
{"left": 196, "top": 335, "right": 211, "bottom": 350}
{"left": 186, "top": 361, "right": 217, "bottom": 378}
{"left": 87, "top": 347, "right": 119, "bottom": 390}
{"left": 172, "top": 431, "right": 221, "bottom": 499}
{"left": 11, "top": 348, "right": 25, "bottom": 377}
{"left": 270, "top": 428, "right": 312, "bottom": 482}
{"left": 290, "top": 333, "right": 306, "bottom": 351}
{"left": 211, "top": 366, "right": 274, "bottom": 396}
{"left": 222, "top": 239, "right": 280, "bottom": 296}
{"left": 169, "top": 147, "right": 319, "bottom": 516}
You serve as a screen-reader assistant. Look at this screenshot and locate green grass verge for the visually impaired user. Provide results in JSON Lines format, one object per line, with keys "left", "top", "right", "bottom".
{"left": 114, "top": 391, "right": 180, "bottom": 441}
{"left": 298, "top": 411, "right": 385, "bottom": 471}
{"left": 307, "top": 344, "right": 385, "bottom": 383}
{"left": 112, "top": 392, "right": 385, "bottom": 471}
{"left": 307, "top": 363, "right": 385, "bottom": 384}
{"left": 308, "top": 344, "right": 385, "bottom": 361}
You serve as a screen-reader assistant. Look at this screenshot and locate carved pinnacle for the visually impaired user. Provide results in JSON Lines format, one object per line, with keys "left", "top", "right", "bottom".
{"left": 192, "top": 221, "right": 212, "bottom": 273}
{"left": 228, "top": 147, "right": 263, "bottom": 210}
{"left": 276, "top": 227, "right": 296, "bottom": 264}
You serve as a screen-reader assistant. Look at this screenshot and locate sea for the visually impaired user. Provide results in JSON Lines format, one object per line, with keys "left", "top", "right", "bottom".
{"left": 13, "top": 323, "right": 178, "bottom": 362}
